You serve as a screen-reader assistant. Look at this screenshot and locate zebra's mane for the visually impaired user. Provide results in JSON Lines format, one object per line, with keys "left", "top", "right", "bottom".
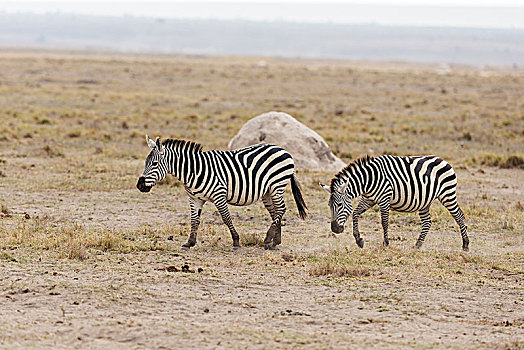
{"left": 162, "top": 139, "right": 203, "bottom": 153}
{"left": 330, "top": 155, "right": 374, "bottom": 191}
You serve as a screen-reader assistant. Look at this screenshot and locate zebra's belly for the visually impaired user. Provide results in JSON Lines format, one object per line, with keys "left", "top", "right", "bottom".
{"left": 227, "top": 199, "right": 258, "bottom": 207}
{"left": 389, "top": 196, "right": 436, "bottom": 212}
{"left": 226, "top": 186, "right": 266, "bottom": 206}
{"left": 390, "top": 204, "right": 424, "bottom": 213}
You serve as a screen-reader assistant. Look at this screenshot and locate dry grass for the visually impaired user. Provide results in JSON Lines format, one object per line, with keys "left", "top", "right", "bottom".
{"left": 309, "top": 259, "right": 371, "bottom": 278}
{"left": 1, "top": 52, "right": 522, "bottom": 171}
{"left": 1, "top": 203, "right": 9, "bottom": 215}
{"left": 305, "top": 241, "right": 522, "bottom": 285}
{"left": 308, "top": 249, "right": 371, "bottom": 278}
{"left": 240, "top": 232, "right": 264, "bottom": 247}
{"left": 473, "top": 154, "right": 524, "bottom": 169}
{"left": 42, "top": 144, "right": 65, "bottom": 158}
{"left": 0, "top": 218, "right": 186, "bottom": 260}
{"left": 0, "top": 50, "right": 523, "bottom": 349}
{"left": 0, "top": 250, "right": 17, "bottom": 262}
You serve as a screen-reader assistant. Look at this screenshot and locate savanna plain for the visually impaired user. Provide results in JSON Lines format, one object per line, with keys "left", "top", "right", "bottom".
{"left": 0, "top": 50, "right": 523, "bottom": 349}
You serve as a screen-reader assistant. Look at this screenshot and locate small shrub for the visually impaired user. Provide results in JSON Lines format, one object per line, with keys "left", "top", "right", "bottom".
{"left": 43, "top": 145, "right": 64, "bottom": 158}
{"left": 67, "top": 130, "right": 82, "bottom": 138}
{"left": 502, "top": 220, "right": 515, "bottom": 230}
{"left": 310, "top": 260, "right": 370, "bottom": 278}
{"left": 0, "top": 251, "right": 16, "bottom": 262}
{"left": 37, "top": 118, "right": 51, "bottom": 125}
{"left": 240, "top": 232, "right": 263, "bottom": 247}
{"left": 503, "top": 155, "right": 524, "bottom": 169}
{"left": 91, "top": 231, "right": 122, "bottom": 251}
{"left": 474, "top": 154, "right": 524, "bottom": 169}
{"left": 60, "top": 240, "right": 89, "bottom": 261}
{"left": 460, "top": 132, "right": 472, "bottom": 141}
{"left": 438, "top": 252, "right": 483, "bottom": 264}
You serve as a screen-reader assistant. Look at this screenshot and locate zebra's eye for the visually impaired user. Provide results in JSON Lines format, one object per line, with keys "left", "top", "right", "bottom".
{"left": 151, "top": 161, "right": 158, "bottom": 166}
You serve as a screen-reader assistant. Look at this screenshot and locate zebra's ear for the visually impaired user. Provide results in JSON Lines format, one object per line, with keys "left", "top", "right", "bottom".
{"left": 155, "top": 137, "right": 164, "bottom": 154}
{"left": 319, "top": 183, "right": 331, "bottom": 193}
{"left": 146, "top": 135, "right": 156, "bottom": 149}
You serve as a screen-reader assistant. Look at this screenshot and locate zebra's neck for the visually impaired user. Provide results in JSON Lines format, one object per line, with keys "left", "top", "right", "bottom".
{"left": 162, "top": 139, "right": 203, "bottom": 184}
{"left": 331, "top": 155, "right": 375, "bottom": 197}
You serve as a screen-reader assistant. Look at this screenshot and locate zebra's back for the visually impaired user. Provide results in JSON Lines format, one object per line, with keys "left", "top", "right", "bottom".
{"left": 376, "top": 155, "right": 456, "bottom": 212}
{"left": 209, "top": 144, "right": 295, "bottom": 206}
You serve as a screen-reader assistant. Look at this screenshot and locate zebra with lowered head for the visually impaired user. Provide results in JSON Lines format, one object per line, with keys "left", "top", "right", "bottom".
{"left": 137, "top": 135, "right": 307, "bottom": 250}
{"left": 320, "top": 154, "right": 469, "bottom": 251}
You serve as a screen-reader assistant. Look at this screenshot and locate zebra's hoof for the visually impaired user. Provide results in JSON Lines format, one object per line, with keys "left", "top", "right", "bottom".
{"left": 181, "top": 241, "right": 195, "bottom": 250}
{"left": 356, "top": 238, "right": 364, "bottom": 248}
{"left": 264, "top": 244, "right": 276, "bottom": 250}
{"left": 462, "top": 239, "right": 470, "bottom": 252}
{"left": 231, "top": 246, "right": 241, "bottom": 251}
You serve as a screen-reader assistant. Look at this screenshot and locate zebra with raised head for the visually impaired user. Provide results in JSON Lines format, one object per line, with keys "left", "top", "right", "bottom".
{"left": 137, "top": 135, "right": 307, "bottom": 250}
{"left": 320, "top": 154, "right": 469, "bottom": 251}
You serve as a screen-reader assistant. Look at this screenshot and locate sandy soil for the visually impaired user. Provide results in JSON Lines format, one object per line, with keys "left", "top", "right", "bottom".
{"left": 1, "top": 167, "right": 523, "bottom": 349}
{"left": 0, "top": 51, "right": 523, "bottom": 349}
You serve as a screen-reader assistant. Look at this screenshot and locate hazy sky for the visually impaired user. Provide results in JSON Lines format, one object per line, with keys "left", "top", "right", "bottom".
{"left": 2, "top": 1, "right": 524, "bottom": 29}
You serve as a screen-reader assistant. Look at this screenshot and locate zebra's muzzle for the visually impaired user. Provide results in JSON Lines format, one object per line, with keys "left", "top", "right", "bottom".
{"left": 136, "top": 176, "right": 152, "bottom": 193}
{"left": 331, "top": 221, "right": 344, "bottom": 234}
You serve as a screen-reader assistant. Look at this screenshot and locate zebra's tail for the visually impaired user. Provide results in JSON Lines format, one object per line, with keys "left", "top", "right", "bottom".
{"left": 291, "top": 174, "right": 308, "bottom": 220}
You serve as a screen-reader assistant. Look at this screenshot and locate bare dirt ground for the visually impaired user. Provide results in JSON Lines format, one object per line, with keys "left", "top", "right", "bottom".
{"left": 0, "top": 50, "right": 523, "bottom": 349}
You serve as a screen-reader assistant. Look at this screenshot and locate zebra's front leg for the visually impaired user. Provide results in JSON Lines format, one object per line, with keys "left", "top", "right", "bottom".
{"left": 265, "top": 190, "right": 286, "bottom": 250}
{"left": 182, "top": 198, "right": 205, "bottom": 249}
{"left": 378, "top": 200, "right": 391, "bottom": 247}
{"left": 352, "top": 198, "right": 374, "bottom": 248}
{"left": 213, "top": 195, "right": 240, "bottom": 249}
{"left": 415, "top": 208, "right": 432, "bottom": 249}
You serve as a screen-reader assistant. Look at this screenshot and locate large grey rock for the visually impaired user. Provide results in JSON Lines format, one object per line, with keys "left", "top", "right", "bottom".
{"left": 228, "top": 111, "right": 345, "bottom": 172}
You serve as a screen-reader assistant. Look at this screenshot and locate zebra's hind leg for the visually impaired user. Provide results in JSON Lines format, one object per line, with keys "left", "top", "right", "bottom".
{"left": 264, "top": 189, "right": 286, "bottom": 250}
{"left": 213, "top": 194, "right": 241, "bottom": 249}
{"left": 439, "top": 195, "right": 469, "bottom": 251}
{"left": 378, "top": 200, "right": 391, "bottom": 247}
{"left": 262, "top": 194, "right": 280, "bottom": 248}
{"left": 352, "top": 198, "right": 374, "bottom": 248}
{"left": 415, "top": 208, "right": 432, "bottom": 249}
{"left": 182, "top": 198, "right": 205, "bottom": 249}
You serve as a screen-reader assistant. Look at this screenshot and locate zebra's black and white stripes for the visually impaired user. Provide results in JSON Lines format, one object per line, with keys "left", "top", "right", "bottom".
{"left": 321, "top": 155, "right": 469, "bottom": 251}
{"left": 137, "top": 136, "right": 307, "bottom": 250}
